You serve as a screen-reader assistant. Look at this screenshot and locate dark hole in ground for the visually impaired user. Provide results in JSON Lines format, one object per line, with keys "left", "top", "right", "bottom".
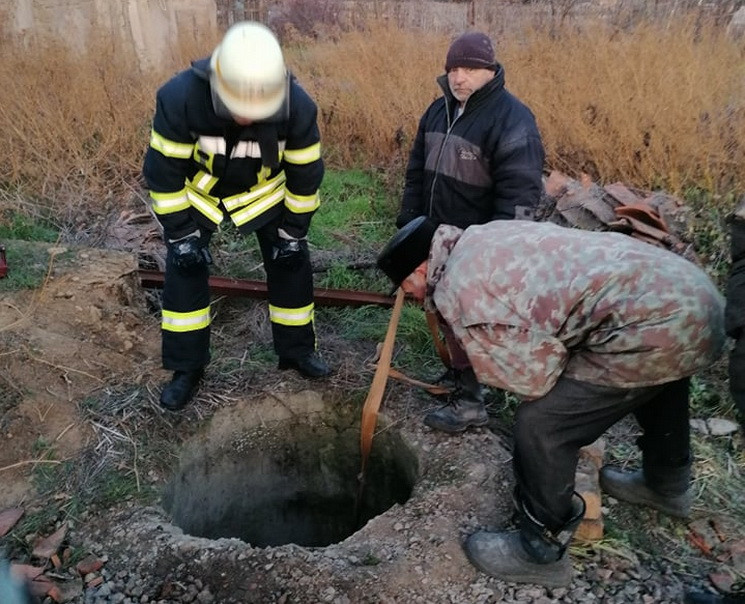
{"left": 162, "top": 399, "right": 418, "bottom": 547}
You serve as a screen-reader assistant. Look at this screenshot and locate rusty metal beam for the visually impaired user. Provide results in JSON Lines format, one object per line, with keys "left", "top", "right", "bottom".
{"left": 138, "top": 269, "right": 396, "bottom": 308}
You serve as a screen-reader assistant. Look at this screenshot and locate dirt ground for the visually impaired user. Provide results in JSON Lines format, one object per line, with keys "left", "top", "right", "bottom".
{"left": 0, "top": 245, "right": 163, "bottom": 510}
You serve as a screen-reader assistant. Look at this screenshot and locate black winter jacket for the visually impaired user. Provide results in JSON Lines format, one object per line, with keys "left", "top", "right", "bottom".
{"left": 398, "top": 65, "right": 545, "bottom": 229}
{"left": 143, "top": 58, "right": 324, "bottom": 240}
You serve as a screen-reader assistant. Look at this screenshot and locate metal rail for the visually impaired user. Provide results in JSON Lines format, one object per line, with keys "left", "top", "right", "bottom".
{"left": 138, "top": 270, "right": 396, "bottom": 308}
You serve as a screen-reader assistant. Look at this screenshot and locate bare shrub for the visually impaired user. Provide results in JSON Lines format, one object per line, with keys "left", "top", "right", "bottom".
{"left": 501, "top": 15, "right": 745, "bottom": 193}
{"left": 287, "top": 20, "right": 448, "bottom": 185}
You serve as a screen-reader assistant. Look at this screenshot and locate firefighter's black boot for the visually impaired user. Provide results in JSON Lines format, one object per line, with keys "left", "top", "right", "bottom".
{"left": 464, "top": 493, "right": 585, "bottom": 588}
{"left": 159, "top": 369, "right": 203, "bottom": 411}
{"left": 599, "top": 465, "right": 691, "bottom": 518}
{"left": 278, "top": 352, "right": 331, "bottom": 378}
{"left": 424, "top": 367, "right": 487, "bottom": 433}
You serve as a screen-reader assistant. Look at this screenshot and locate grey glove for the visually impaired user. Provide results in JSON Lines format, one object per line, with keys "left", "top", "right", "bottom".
{"left": 168, "top": 231, "right": 212, "bottom": 274}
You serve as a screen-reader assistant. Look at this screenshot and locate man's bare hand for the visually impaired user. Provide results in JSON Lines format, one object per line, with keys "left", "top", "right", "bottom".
{"left": 401, "top": 261, "right": 427, "bottom": 300}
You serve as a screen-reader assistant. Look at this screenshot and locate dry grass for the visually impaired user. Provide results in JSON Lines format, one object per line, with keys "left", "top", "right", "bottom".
{"left": 506, "top": 17, "right": 745, "bottom": 195}
{"left": 288, "top": 22, "right": 449, "bottom": 169}
{"left": 0, "top": 27, "right": 214, "bottom": 214}
{"left": 0, "top": 10, "right": 744, "bottom": 219}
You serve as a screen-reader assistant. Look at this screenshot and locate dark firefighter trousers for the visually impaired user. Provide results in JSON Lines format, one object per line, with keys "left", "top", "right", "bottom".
{"left": 512, "top": 376, "right": 691, "bottom": 532}
{"left": 161, "top": 217, "right": 316, "bottom": 371}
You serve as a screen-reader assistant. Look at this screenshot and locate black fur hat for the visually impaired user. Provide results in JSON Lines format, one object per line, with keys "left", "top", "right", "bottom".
{"left": 377, "top": 216, "right": 438, "bottom": 287}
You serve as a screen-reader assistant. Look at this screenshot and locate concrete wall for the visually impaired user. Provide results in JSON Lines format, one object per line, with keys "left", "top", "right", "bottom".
{"left": 5, "top": 0, "right": 218, "bottom": 70}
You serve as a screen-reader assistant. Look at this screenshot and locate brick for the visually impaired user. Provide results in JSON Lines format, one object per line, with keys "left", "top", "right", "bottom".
{"left": 579, "top": 438, "right": 605, "bottom": 469}
{"left": 575, "top": 470, "right": 602, "bottom": 520}
{"left": 575, "top": 518, "right": 604, "bottom": 541}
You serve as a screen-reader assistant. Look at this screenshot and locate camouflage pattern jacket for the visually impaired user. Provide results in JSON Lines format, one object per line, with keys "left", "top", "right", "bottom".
{"left": 425, "top": 221, "right": 726, "bottom": 398}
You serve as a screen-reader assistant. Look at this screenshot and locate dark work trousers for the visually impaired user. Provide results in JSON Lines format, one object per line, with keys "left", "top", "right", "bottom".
{"left": 162, "top": 217, "right": 316, "bottom": 371}
{"left": 512, "top": 376, "right": 691, "bottom": 532}
{"left": 440, "top": 315, "right": 471, "bottom": 370}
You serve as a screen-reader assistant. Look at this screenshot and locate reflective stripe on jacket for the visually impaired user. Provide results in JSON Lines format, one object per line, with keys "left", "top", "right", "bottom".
{"left": 143, "top": 58, "right": 323, "bottom": 240}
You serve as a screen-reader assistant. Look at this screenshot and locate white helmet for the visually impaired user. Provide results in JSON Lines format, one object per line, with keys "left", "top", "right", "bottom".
{"left": 210, "top": 21, "right": 287, "bottom": 121}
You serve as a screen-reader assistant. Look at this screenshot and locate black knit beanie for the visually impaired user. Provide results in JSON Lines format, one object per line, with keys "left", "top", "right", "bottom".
{"left": 444, "top": 31, "right": 497, "bottom": 72}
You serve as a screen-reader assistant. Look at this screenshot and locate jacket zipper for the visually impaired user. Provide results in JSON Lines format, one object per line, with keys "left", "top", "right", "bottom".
{"left": 428, "top": 96, "right": 465, "bottom": 217}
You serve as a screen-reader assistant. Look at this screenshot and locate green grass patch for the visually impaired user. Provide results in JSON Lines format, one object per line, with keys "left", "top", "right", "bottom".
{"left": 322, "top": 305, "right": 391, "bottom": 342}
{"left": 0, "top": 240, "right": 72, "bottom": 291}
{"left": 321, "top": 302, "right": 443, "bottom": 378}
{"left": 0, "top": 212, "right": 59, "bottom": 242}
{"left": 310, "top": 169, "right": 396, "bottom": 250}
{"left": 91, "top": 468, "right": 150, "bottom": 507}
{"left": 210, "top": 227, "right": 264, "bottom": 280}
{"left": 316, "top": 263, "right": 382, "bottom": 291}
{"left": 682, "top": 188, "right": 735, "bottom": 286}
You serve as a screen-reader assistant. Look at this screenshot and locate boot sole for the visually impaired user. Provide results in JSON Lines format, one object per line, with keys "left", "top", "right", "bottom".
{"left": 464, "top": 542, "right": 571, "bottom": 588}
{"left": 159, "top": 383, "right": 200, "bottom": 411}
{"left": 277, "top": 360, "right": 331, "bottom": 379}
{"left": 599, "top": 473, "right": 691, "bottom": 518}
{"left": 159, "top": 387, "right": 198, "bottom": 412}
{"left": 423, "top": 416, "right": 489, "bottom": 434}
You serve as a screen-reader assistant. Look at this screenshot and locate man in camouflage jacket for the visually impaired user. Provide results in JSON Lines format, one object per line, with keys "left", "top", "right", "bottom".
{"left": 726, "top": 198, "right": 745, "bottom": 432}
{"left": 384, "top": 219, "right": 725, "bottom": 587}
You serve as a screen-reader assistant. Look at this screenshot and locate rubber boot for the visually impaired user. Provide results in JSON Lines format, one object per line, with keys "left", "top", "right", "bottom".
{"left": 160, "top": 369, "right": 204, "bottom": 411}
{"left": 599, "top": 465, "right": 692, "bottom": 518}
{"left": 424, "top": 368, "right": 488, "bottom": 433}
{"left": 464, "top": 493, "right": 586, "bottom": 588}
{"left": 278, "top": 352, "right": 331, "bottom": 378}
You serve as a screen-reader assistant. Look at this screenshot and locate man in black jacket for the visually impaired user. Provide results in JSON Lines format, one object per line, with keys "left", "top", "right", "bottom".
{"left": 143, "top": 21, "right": 331, "bottom": 412}
{"left": 396, "top": 31, "right": 545, "bottom": 432}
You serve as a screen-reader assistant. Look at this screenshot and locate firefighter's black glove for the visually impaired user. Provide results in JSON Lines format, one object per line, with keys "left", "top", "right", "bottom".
{"left": 271, "top": 237, "right": 308, "bottom": 271}
{"left": 168, "top": 231, "right": 212, "bottom": 274}
{"left": 730, "top": 336, "right": 745, "bottom": 433}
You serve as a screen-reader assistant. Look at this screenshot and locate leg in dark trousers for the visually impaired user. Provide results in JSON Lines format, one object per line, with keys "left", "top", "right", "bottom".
{"left": 161, "top": 231, "right": 212, "bottom": 371}
{"left": 256, "top": 221, "right": 316, "bottom": 359}
{"left": 634, "top": 377, "right": 691, "bottom": 493}
{"left": 512, "top": 377, "right": 668, "bottom": 531}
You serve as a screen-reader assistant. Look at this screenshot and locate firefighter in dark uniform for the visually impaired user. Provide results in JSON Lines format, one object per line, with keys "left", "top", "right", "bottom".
{"left": 143, "top": 21, "right": 331, "bottom": 411}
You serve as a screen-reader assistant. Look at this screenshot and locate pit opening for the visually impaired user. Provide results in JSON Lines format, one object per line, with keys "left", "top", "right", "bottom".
{"left": 162, "top": 392, "right": 418, "bottom": 547}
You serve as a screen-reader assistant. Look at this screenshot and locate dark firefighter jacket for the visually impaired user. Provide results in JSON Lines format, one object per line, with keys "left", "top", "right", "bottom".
{"left": 143, "top": 58, "right": 324, "bottom": 241}
{"left": 398, "top": 64, "right": 545, "bottom": 229}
